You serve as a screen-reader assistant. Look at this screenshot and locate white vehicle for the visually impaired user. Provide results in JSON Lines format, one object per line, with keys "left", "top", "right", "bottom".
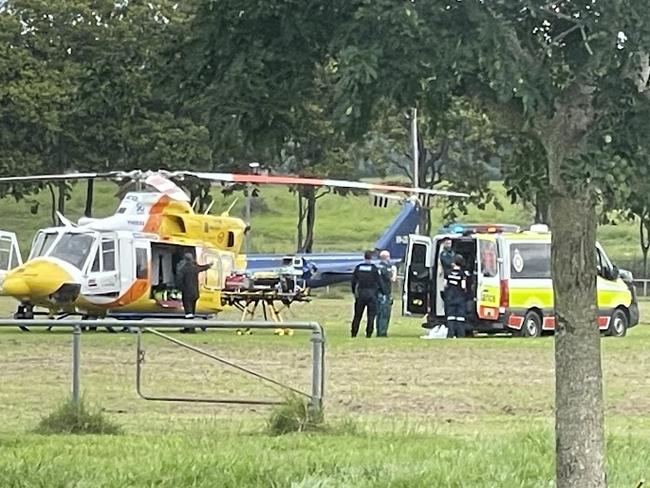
{"left": 403, "top": 223, "right": 639, "bottom": 337}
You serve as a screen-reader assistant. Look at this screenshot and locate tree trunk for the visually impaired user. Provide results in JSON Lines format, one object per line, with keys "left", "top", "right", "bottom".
{"left": 57, "top": 182, "right": 66, "bottom": 216}
{"left": 551, "top": 192, "right": 604, "bottom": 488}
{"left": 296, "top": 192, "right": 304, "bottom": 252}
{"left": 640, "top": 215, "right": 650, "bottom": 278}
{"left": 545, "top": 123, "right": 605, "bottom": 487}
{"left": 534, "top": 192, "right": 550, "bottom": 224}
{"left": 84, "top": 179, "right": 94, "bottom": 218}
{"left": 48, "top": 183, "right": 57, "bottom": 226}
{"left": 300, "top": 191, "right": 316, "bottom": 253}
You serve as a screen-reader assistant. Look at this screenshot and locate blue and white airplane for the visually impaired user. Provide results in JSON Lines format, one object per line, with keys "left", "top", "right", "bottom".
{"left": 244, "top": 199, "right": 422, "bottom": 288}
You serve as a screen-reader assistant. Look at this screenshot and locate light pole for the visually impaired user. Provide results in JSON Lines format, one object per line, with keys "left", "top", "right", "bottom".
{"left": 244, "top": 162, "right": 260, "bottom": 254}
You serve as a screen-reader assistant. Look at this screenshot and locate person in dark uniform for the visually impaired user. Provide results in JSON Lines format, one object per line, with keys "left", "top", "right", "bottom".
{"left": 445, "top": 254, "right": 470, "bottom": 338}
{"left": 177, "top": 252, "right": 212, "bottom": 332}
{"left": 350, "top": 250, "right": 384, "bottom": 338}
{"left": 440, "top": 238, "right": 455, "bottom": 277}
{"left": 437, "top": 237, "right": 456, "bottom": 324}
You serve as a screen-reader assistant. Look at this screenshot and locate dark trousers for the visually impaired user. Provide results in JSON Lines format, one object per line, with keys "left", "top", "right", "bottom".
{"left": 446, "top": 299, "right": 466, "bottom": 338}
{"left": 351, "top": 292, "right": 377, "bottom": 337}
{"left": 182, "top": 294, "right": 197, "bottom": 316}
{"left": 375, "top": 294, "right": 392, "bottom": 337}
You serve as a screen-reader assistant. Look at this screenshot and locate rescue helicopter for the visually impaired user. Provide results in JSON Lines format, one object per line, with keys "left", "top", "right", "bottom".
{"left": 0, "top": 169, "right": 468, "bottom": 323}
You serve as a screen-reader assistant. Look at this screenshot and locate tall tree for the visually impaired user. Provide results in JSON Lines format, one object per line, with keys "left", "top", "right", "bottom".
{"left": 182, "top": 1, "right": 650, "bottom": 485}
{"left": 0, "top": 0, "right": 211, "bottom": 218}
{"left": 502, "top": 134, "right": 550, "bottom": 224}
{"left": 365, "top": 98, "right": 504, "bottom": 234}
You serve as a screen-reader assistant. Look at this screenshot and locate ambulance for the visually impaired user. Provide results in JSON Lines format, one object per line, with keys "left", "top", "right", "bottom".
{"left": 402, "top": 223, "right": 639, "bottom": 337}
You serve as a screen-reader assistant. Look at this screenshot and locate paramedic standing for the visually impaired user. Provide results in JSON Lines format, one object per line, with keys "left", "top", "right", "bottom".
{"left": 177, "top": 253, "right": 212, "bottom": 331}
{"left": 439, "top": 237, "right": 455, "bottom": 320}
{"left": 376, "top": 250, "right": 397, "bottom": 337}
{"left": 440, "top": 238, "right": 455, "bottom": 277}
{"left": 350, "top": 250, "right": 384, "bottom": 338}
{"left": 445, "top": 254, "right": 470, "bottom": 338}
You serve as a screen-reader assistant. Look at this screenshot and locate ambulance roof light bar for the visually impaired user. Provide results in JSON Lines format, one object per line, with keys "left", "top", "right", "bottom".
{"left": 440, "top": 223, "right": 521, "bottom": 235}
{"left": 529, "top": 224, "right": 550, "bottom": 233}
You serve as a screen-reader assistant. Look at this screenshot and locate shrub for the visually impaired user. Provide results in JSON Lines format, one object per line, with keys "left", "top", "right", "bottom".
{"left": 267, "top": 395, "right": 324, "bottom": 435}
{"left": 34, "top": 399, "right": 121, "bottom": 435}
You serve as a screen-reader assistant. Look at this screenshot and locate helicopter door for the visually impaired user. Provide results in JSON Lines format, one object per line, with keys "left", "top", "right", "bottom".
{"left": 402, "top": 234, "right": 432, "bottom": 316}
{"left": 83, "top": 236, "right": 120, "bottom": 296}
{"left": 202, "top": 251, "right": 223, "bottom": 290}
{"left": 0, "top": 231, "right": 22, "bottom": 285}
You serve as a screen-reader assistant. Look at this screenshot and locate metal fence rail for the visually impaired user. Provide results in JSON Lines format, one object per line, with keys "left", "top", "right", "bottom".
{"left": 633, "top": 279, "right": 650, "bottom": 297}
{"left": 0, "top": 319, "right": 325, "bottom": 410}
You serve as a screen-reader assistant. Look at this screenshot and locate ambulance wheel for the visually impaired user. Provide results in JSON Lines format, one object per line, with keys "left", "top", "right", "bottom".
{"left": 606, "top": 309, "right": 627, "bottom": 337}
{"left": 522, "top": 311, "right": 541, "bottom": 338}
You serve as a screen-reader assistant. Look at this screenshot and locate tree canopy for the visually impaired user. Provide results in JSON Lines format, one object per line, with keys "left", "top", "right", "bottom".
{"left": 179, "top": 1, "right": 650, "bottom": 485}
{"left": 0, "top": 0, "right": 212, "bottom": 215}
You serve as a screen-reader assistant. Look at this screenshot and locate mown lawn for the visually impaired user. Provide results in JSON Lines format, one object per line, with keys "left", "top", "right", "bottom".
{"left": 0, "top": 297, "right": 649, "bottom": 486}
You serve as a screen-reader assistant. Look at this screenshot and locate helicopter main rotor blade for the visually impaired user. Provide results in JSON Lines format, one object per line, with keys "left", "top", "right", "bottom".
{"left": 186, "top": 172, "right": 470, "bottom": 198}
{"left": 144, "top": 173, "right": 190, "bottom": 202}
{"left": 0, "top": 171, "right": 124, "bottom": 183}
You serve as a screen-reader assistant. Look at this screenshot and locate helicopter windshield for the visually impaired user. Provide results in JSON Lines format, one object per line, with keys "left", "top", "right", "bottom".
{"left": 49, "top": 232, "right": 95, "bottom": 269}
{"left": 28, "top": 231, "right": 58, "bottom": 260}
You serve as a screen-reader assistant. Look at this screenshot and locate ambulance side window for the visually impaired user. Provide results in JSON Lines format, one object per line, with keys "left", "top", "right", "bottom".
{"left": 412, "top": 243, "right": 427, "bottom": 266}
{"left": 595, "top": 247, "right": 615, "bottom": 279}
{"left": 509, "top": 243, "right": 551, "bottom": 279}
{"left": 596, "top": 248, "right": 604, "bottom": 275}
{"left": 480, "top": 241, "right": 497, "bottom": 277}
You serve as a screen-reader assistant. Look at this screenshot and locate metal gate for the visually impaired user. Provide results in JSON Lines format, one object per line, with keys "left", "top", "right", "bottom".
{"left": 0, "top": 319, "right": 325, "bottom": 410}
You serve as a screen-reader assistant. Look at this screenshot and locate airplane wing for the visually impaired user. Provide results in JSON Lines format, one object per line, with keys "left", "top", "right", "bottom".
{"left": 185, "top": 172, "right": 469, "bottom": 198}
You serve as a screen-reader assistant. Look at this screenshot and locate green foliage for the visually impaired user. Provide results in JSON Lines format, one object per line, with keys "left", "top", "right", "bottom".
{"left": 35, "top": 398, "right": 121, "bottom": 435}
{"left": 0, "top": 0, "right": 211, "bottom": 207}
{"left": 267, "top": 395, "right": 324, "bottom": 436}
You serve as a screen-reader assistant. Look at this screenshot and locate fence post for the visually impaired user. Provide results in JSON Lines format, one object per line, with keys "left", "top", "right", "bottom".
{"left": 72, "top": 324, "right": 81, "bottom": 406}
{"left": 310, "top": 325, "right": 325, "bottom": 410}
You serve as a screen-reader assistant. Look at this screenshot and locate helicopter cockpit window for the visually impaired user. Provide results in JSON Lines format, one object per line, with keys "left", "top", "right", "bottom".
{"left": 91, "top": 250, "right": 100, "bottom": 272}
{"left": 50, "top": 233, "right": 95, "bottom": 269}
{"left": 29, "top": 232, "right": 58, "bottom": 260}
{"left": 0, "top": 239, "right": 11, "bottom": 270}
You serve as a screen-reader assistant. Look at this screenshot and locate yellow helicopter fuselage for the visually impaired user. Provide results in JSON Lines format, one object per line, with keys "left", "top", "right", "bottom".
{"left": 1, "top": 192, "right": 248, "bottom": 317}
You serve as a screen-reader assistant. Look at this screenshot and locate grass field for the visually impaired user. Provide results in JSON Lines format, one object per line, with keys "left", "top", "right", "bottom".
{"left": 0, "top": 180, "right": 646, "bottom": 270}
{"left": 1, "top": 295, "right": 650, "bottom": 487}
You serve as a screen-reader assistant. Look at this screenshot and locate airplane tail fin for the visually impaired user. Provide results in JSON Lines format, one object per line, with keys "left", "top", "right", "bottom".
{"left": 373, "top": 199, "right": 421, "bottom": 261}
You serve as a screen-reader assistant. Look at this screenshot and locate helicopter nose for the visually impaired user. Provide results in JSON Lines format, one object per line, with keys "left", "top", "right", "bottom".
{"left": 3, "top": 261, "right": 74, "bottom": 299}
{"left": 2, "top": 277, "right": 30, "bottom": 297}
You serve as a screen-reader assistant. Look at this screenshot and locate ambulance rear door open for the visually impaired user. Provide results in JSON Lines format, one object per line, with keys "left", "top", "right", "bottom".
{"left": 402, "top": 235, "right": 432, "bottom": 316}
{"left": 476, "top": 235, "right": 501, "bottom": 321}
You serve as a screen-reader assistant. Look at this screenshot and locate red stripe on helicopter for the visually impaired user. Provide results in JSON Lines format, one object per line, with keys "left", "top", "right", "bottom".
{"left": 143, "top": 195, "right": 171, "bottom": 233}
